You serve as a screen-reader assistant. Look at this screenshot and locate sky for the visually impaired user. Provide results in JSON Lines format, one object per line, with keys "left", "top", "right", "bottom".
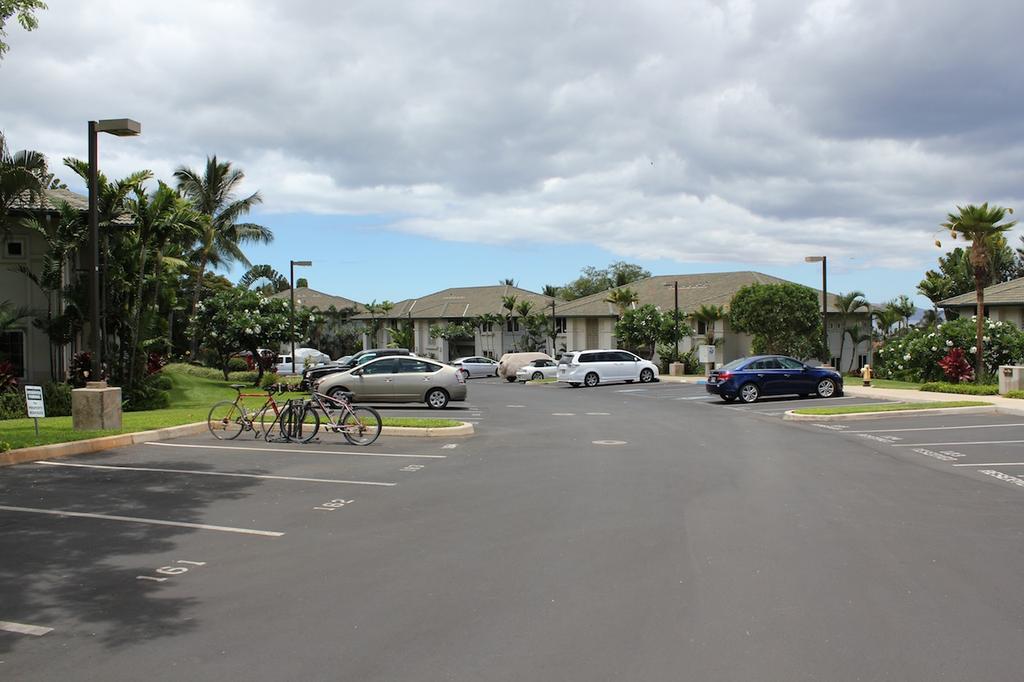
{"left": 3, "top": 0, "right": 1023, "bottom": 307}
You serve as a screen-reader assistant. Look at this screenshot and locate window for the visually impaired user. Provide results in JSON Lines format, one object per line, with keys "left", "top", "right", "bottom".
{"left": 697, "top": 320, "right": 707, "bottom": 335}
{"left": 777, "top": 357, "right": 804, "bottom": 370}
{"left": 480, "top": 322, "right": 494, "bottom": 333}
{"left": 398, "top": 358, "right": 438, "bottom": 373}
{"left": 0, "top": 330, "right": 25, "bottom": 377}
{"left": 830, "top": 357, "right": 841, "bottom": 369}
{"left": 506, "top": 318, "right": 519, "bottom": 332}
{"left": 554, "top": 317, "right": 567, "bottom": 334}
{"left": 360, "top": 358, "right": 399, "bottom": 375}
{"left": 612, "top": 351, "right": 636, "bottom": 362}
{"left": 3, "top": 239, "right": 25, "bottom": 259}
{"left": 858, "top": 354, "right": 868, "bottom": 369}
{"left": 579, "top": 353, "right": 599, "bottom": 363}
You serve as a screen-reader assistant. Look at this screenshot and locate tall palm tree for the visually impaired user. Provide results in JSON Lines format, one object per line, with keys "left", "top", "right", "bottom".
{"left": 843, "top": 326, "right": 872, "bottom": 373}
{"left": 917, "top": 274, "right": 950, "bottom": 318}
{"left": 889, "top": 294, "right": 916, "bottom": 331}
{"left": 175, "top": 156, "right": 272, "bottom": 358}
{"left": 542, "top": 284, "right": 561, "bottom": 298}
{"left": 689, "top": 304, "right": 725, "bottom": 345}
{"left": 871, "top": 307, "right": 901, "bottom": 341}
{"left": 834, "top": 290, "right": 867, "bottom": 369}
{"left": 475, "top": 312, "right": 503, "bottom": 356}
{"left": 604, "top": 287, "right": 638, "bottom": 316}
{"left": 0, "top": 299, "right": 31, "bottom": 332}
{"left": 940, "top": 204, "right": 1017, "bottom": 379}
{"left": 515, "top": 300, "right": 534, "bottom": 318}
{"left": 0, "top": 132, "right": 46, "bottom": 236}
{"left": 500, "top": 278, "right": 516, "bottom": 287}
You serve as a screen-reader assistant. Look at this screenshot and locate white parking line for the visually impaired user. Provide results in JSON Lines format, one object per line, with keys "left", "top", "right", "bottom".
{"left": 954, "top": 462, "right": 1024, "bottom": 467}
{"left": 35, "top": 461, "right": 396, "bottom": 487}
{"left": 0, "top": 620, "right": 53, "bottom": 636}
{"left": 148, "top": 442, "right": 446, "bottom": 459}
{"left": 0, "top": 505, "right": 284, "bottom": 537}
{"left": 847, "top": 423, "right": 1024, "bottom": 434}
{"left": 893, "top": 440, "right": 1024, "bottom": 448}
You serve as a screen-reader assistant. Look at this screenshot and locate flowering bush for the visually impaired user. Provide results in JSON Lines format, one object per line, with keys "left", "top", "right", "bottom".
{"left": 937, "top": 347, "right": 973, "bottom": 383}
{"left": 875, "top": 317, "right": 1024, "bottom": 382}
{"left": 188, "top": 288, "right": 314, "bottom": 382}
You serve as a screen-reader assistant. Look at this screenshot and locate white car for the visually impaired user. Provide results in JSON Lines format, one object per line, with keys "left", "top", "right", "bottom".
{"left": 516, "top": 358, "right": 559, "bottom": 382}
{"left": 557, "top": 350, "right": 659, "bottom": 387}
{"left": 275, "top": 347, "right": 331, "bottom": 375}
{"left": 451, "top": 356, "right": 499, "bottom": 378}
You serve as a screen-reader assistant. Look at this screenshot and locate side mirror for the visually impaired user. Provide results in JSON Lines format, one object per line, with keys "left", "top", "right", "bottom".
{"left": 352, "top": 368, "right": 364, "bottom": 376}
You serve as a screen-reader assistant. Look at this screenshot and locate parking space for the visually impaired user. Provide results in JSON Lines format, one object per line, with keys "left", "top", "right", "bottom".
{"left": 796, "top": 411, "right": 1024, "bottom": 492}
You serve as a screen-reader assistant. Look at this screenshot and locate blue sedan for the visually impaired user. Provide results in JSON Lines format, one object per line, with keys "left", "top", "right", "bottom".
{"left": 705, "top": 355, "right": 843, "bottom": 403}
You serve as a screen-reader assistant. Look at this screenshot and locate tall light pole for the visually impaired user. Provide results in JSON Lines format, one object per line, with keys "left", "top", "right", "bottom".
{"left": 662, "top": 281, "right": 680, "bottom": 358}
{"left": 290, "top": 260, "right": 312, "bottom": 374}
{"left": 550, "top": 299, "right": 556, "bottom": 354}
{"left": 88, "top": 118, "right": 141, "bottom": 381}
{"left": 805, "top": 256, "right": 828, "bottom": 364}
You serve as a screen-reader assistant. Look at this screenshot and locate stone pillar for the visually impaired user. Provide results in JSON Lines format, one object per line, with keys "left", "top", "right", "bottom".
{"left": 72, "top": 381, "right": 123, "bottom": 431}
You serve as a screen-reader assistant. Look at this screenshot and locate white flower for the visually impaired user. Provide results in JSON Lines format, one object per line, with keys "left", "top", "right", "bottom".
{"left": 254, "top": 325, "right": 261, "bottom": 334}
{"left": 970, "top": 346, "right": 977, "bottom": 353}
{"left": 997, "top": 321, "right": 1004, "bottom": 327}
{"left": 928, "top": 333, "right": 935, "bottom": 338}
{"left": 946, "top": 340, "right": 954, "bottom": 347}
{"left": 904, "top": 353, "right": 911, "bottom": 360}
{"left": 898, "top": 364, "right": 904, "bottom": 370}
{"left": 931, "top": 347, "right": 937, "bottom": 351}
{"left": 983, "top": 336, "right": 990, "bottom": 342}
{"left": 245, "top": 328, "right": 253, "bottom": 335}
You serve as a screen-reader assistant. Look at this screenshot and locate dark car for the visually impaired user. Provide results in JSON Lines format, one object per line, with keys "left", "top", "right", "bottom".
{"left": 299, "top": 348, "right": 412, "bottom": 389}
{"left": 705, "top": 355, "right": 843, "bottom": 403}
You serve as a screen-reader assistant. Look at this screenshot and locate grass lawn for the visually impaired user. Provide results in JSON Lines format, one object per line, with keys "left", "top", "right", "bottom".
{"left": 793, "top": 400, "right": 990, "bottom": 416}
{"left": 1, "top": 368, "right": 464, "bottom": 451}
{"left": 526, "top": 378, "right": 558, "bottom": 384}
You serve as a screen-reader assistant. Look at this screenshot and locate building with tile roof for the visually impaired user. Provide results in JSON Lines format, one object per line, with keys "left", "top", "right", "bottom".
{"left": 939, "top": 277, "right": 1024, "bottom": 326}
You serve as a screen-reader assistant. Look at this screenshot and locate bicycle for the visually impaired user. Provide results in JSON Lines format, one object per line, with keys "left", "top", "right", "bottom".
{"left": 283, "top": 389, "right": 382, "bottom": 446}
{"left": 207, "top": 384, "right": 289, "bottom": 441}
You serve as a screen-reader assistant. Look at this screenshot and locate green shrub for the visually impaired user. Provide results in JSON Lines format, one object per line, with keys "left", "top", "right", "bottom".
{"left": 0, "top": 440, "right": 10, "bottom": 452}
{"left": 876, "top": 317, "right": 1024, "bottom": 382}
{"left": 163, "top": 363, "right": 259, "bottom": 384}
{"left": 43, "top": 382, "right": 72, "bottom": 417}
{"left": 920, "top": 382, "right": 999, "bottom": 395}
{"left": 227, "top": 357, "right": 250, "bottom": 372}
{"left": 0, "top": 392, "right": 24, "bottom": 420}
{"left": 150, "top": 374, "right": 173, "bottom": 391}
{"left": 1005, "top": 390, "right": 1024, "bottom": 399}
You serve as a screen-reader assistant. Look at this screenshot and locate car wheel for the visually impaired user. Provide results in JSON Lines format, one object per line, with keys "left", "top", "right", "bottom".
{"left": 327, "top": 386, "right": 351, "bottom": 401}
{"left": 816, "top": 378, "right": 837, "bottom": 398}
{"left": 584, "top": 372, "right": 600, "bottom": 387}
{"left": 722, "top": 395, "right": 736, "bottom": 403}
{"left": 425, "top": 388, "right": 450, "bottom": 409}
{"left": 505, "top": 376, "right": 517, "bottom": 383}
{"left": 639, "top": 368, "right": 654, "bottom": 383}
{"left": 460, "top": 369, "right": 470, "bottom": 380}
{"left": 531, "top": 371, "right": 543, "bottom": 380}
{"left": 739, "top": 382, "right": 759, "bottom": 403}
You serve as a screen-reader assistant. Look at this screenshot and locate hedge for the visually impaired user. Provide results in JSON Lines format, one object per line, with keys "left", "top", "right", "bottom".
{"left": 163, "top": 363, "right": 260, "bottom": 383}
{"left": 920, "top": 382, "right": 999, "bottom": 395}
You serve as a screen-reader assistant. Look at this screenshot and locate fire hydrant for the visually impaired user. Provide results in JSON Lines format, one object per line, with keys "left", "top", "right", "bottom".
{"left": 860, "top": 364, "right": 873, "bottom": 387}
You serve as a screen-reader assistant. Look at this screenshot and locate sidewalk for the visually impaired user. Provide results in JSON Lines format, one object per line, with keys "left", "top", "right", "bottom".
{"left": 844, "top": 384, "right": 1024, "bottom": 417}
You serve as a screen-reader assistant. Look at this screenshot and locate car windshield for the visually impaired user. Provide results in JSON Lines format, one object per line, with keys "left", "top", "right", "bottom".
{"left": 719, "top": 358, "right": 749, "bottom": 371}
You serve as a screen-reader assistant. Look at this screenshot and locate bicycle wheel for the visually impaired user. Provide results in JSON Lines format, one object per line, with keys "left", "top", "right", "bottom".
{"left": 208, "top": 401, "right": 245, "bottom": 440}
{"left": 283, "top": 401, "right": 320, "bottom": 444}
{"left": 258, "top": 406, "right": 279, "bottom": 440}
{"left": 342, "top": 406, "right": 382, "bottom": 446}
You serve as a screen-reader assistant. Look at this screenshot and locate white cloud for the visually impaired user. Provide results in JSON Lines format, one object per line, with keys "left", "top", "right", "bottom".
{"left": 2, "top": 0, "right": 1023, "bottom": 272}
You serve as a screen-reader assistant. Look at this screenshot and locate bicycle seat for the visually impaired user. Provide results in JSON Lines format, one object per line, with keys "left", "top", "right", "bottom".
{"left": 229, "top": 384, "right": 247, "bottom": 390}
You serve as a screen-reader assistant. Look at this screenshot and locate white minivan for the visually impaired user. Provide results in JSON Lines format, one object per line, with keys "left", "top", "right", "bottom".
{"left": 557, "top": 349, "right": 659, "bottom": 387}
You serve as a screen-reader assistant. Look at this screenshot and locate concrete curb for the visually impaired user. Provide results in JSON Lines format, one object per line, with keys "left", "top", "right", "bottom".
{"left": 783, "top": 405, "right": 997, "bottom": 421}
{"left": 1, "top": 420, "right": 476, "bottom": 466}
{"left": 380, "top": 422, "right": 475, "bottom": 437}
{"left": 0, "top": 421, "right": 209, "bottom": 467}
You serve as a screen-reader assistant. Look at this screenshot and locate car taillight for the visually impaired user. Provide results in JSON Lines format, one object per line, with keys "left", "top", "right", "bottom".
{"left": 456, "top": 371, "right": 466, "bottom": 384}
{"left": 718, "top": 371, "right": 732, "bottom": 381}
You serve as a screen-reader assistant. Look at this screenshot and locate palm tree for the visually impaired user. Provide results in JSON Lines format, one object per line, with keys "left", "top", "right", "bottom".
{"left": 515, "top": 300, "right": 534, "bottom": 318}
{"left": 542, "top": 284, "right": 561, "bottom": 298}
{"left": 940, "top": 204, "right": 1017, "bottom": 379}
{"left": 474, "top": 312, "right": 503, "bottom": 356}
{"left": 0, "top": 299, "right": 30, "bottom": 331}
{"left": 871, "top": 307, "right": 901, "bottom": 341}
{"left": 689, "top": 304, "right": 725, "bottom": 345}
{"left": 889, "top": 294, "right": 916, "bottom": 331}
{"left": 917, "top": 274, "right": 950, "bottom": 318}
{"left": 843, "top": 326, "right": 872, "bottom": 373}
{"left": 834, "top": 291, "right": 867, "bottom": 369}
{"left": 175, "top": 156, "right": 272, "bottom": 358}
{"left": 238, "top": 265, "right": 289, "bottom": 294}
{"left": 604, "top": 287, "right": 638, "bottom": 316}
{"left": 0, "top": 132, "right": 46, "bottom": 236}
{"left": 500, "top": 278, "right": 516, "bottom": 287}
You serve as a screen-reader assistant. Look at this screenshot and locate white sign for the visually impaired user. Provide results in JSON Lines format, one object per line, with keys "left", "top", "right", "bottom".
{"left": 698, "top": 344, "right": 716, "bottom": 364}
{"left": 25, "top": 385, "right": 45, "bottom": 418}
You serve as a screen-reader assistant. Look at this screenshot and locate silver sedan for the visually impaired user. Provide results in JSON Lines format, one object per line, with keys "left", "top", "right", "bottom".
{"left": 451, "top": 356, "right": 499, "bottom": 379}
{"left": 515, "top": 358, "right": 559, "bottom": 382}
{"left": 315, "top": 356, "right": 468, "bottom": 409}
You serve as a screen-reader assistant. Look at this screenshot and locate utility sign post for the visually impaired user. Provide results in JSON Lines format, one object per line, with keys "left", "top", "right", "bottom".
{"left": 25, "top": 385, "right": 45, "bottom": 439}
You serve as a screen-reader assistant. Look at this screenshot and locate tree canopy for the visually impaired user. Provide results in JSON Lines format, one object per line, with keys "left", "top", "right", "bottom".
{"left": 729, "top": 283, "right": 823, "bottom": 359}
{"left": 558, "top": 261, "right": 651, "bottom": 300}
{"left": 0, "top": 0, "right": 46, "bottom": 57}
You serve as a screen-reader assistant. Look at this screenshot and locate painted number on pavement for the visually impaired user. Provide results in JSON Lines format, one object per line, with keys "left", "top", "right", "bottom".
{"left": 137, "top": 560, "right": 206, "bottom": 583}
{"left": 314, "top": 499, "right": 353, "bottom": 511}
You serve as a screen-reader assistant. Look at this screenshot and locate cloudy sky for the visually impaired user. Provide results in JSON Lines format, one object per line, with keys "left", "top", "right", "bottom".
{"left": 3, "top": 0, "right": 1023, "bottom": 305}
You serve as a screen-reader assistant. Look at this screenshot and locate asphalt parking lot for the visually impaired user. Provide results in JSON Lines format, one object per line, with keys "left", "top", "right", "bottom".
{"left": 5, "top": 377, "right": 1024, "bottom": 680}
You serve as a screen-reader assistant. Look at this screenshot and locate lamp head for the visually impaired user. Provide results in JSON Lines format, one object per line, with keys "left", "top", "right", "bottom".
{"left": 804, "top": 256, "right": 825, "bottom": 263}
{"left": 95, "top": 118, "right": 141, "bottom": 136}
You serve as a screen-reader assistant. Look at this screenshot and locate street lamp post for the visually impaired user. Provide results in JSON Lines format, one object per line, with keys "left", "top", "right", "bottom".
{"left": 88, "top": 118, "right": 140, "bottom": 381}
{"left": 550, "top": 299, "right": 556, "bottom": 355}
{"left": 663, "top": 280, "right": 680, "bottom": 358}
{"left": 290, "top": 260, "right": 312, "bottom": 374}
{"left": 805, "top": 256, "right": 828, "bottom": 364}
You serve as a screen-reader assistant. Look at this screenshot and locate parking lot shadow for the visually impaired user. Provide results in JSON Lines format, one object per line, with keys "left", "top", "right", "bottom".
{"left": 0, "top": 459, "right": 264, "bottom": 653}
